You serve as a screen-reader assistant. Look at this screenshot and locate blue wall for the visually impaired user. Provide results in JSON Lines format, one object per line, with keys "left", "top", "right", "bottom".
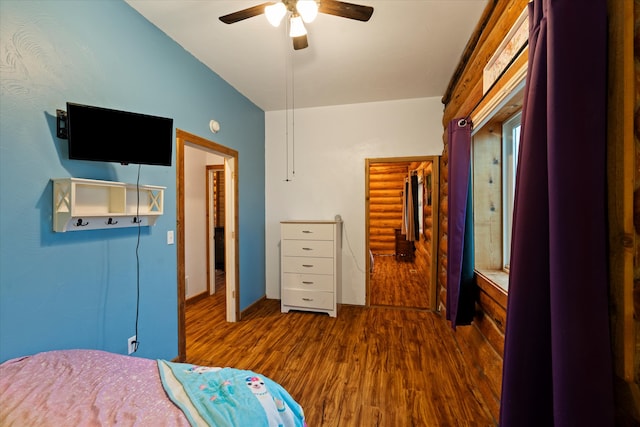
{"left": 0, "top": 0, "right": 266, "bottom": 362}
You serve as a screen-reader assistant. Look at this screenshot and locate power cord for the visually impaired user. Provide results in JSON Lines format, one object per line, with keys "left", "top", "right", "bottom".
{"left": 341, "top": 220, "right": 365, "bottom": 274}
{"left": 132, "top": 164, "right": 142, "bottom": 353}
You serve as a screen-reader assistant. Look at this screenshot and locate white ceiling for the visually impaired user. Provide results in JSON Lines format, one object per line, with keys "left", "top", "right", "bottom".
{"left": 125, "top": 0, "right": 488, "bottom": 112}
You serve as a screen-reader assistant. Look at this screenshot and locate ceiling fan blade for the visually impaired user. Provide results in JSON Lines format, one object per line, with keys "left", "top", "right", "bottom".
{"left": 219, "top": 2, "right": 271, "bottom": 24}
{"left": 319, "top": 0, "right": 374, "bottom": 22}
{"left": 292, "top": 35, "right": 309, "bottom": 50}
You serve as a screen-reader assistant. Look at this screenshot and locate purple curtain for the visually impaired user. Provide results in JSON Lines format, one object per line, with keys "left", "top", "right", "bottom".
{"left": 446, "top": 118, "right": 475, "bottom": 329}
{"left": 499, "top": 1, "right": 614, "bottom": 425}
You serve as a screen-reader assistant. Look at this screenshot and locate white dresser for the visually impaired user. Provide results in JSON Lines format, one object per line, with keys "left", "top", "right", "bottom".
{"left": 280, "top": 220, "right": 342, "bottom": 317}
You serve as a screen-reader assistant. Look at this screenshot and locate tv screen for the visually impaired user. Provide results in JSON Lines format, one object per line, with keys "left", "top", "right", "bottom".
{"left": 66, "top": 102, "right": 174, "bottom": 166}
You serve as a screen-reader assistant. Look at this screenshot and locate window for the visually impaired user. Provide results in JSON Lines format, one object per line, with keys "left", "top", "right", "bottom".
{"left": 502, "top": 111, "right": 521, "bottom": 271}
{"left": 471, "top": 90, "right": 523, "bottom": 292}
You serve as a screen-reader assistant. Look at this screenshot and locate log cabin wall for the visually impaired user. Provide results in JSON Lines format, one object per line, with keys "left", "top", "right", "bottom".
{"left": 205, "top": 165, "right": 225, "bottom": 228}
{"left": 613, "top": 0, "right": 639, "bottom": 422}
{"left": 368, "top": 161, "right": 410, "bottom": 255}
{"left": 214, "top": 169, "right": 225, "bottom": 227}
{"left": 368, "top": 161, "right": 431, "bottom": 252}
{"left": 413, "top": 161, "right": 435, "bottom": 308}
{"left": 437, "top": 0, "right": 639, "bottom": 423}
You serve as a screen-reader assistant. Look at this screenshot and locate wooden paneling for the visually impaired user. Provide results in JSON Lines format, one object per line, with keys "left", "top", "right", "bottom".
{"left": 609, "top": 0, "right": 640, "bottom": 423}
{"left": 442, "top": 0, "right": 530, "bottom": 126}
{"left": 472, "top": 125, "right": 503, "bottom": 269}
{"left": 214, "top": 169, "right": 225, "bottom": 227}
{"left": 475, "top": 272, "right": 508, "bottom": 356}
{"left": 368, "top": 162, "right": 408, "bottom": 254}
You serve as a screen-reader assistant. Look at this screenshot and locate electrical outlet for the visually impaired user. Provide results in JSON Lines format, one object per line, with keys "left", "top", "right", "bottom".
{"left": 128, "top": 335, "right": 137, "bottom": 354}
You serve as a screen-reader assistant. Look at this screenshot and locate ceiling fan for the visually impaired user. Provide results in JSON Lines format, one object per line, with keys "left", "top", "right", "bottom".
{"left": 219, "top": 0, "right": 374, "bottom": 50}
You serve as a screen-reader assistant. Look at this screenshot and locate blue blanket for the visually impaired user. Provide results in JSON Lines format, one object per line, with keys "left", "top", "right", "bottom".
{"left": 157, "top": 360, "right": 306, "bottom": 427}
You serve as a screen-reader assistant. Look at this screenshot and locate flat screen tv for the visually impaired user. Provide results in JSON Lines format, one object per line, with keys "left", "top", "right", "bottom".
{"left": 65, "top": 102, "right": 174, "bottom": 166}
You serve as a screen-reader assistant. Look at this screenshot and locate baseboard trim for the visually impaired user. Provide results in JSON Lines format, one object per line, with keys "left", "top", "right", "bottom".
{"left": 241, "top": 295, "right": 267, "bottom": 317}
{"left": 186, "top": 291, "right": 209, "bottom": 305}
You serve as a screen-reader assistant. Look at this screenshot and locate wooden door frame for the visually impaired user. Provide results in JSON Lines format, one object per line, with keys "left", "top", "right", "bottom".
{"left": 176, "top": 129, "right": 240, "bottom": 362}
{"left": 365, "top": 156, "right": 440, "bottom": 311}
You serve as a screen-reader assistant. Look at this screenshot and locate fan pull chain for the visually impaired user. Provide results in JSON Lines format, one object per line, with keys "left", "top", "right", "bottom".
{"left": 284, "top": 38, "right": 290, "bottom": 182}
{"left": 284, "top": 21, "right": 291, "bottom": 182}
{"left": 291, "top": 46, "right": 296, "bottom": 178}
{"left": 284, "top": 21, "right": 296, "bottom": 182}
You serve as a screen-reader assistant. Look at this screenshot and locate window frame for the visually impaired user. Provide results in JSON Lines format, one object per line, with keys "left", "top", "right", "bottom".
{"left": 470, "top": 79, "right": 525, "bottom": 292}
{"left": 501, "top": 110, "right": 522, "bottom": 272}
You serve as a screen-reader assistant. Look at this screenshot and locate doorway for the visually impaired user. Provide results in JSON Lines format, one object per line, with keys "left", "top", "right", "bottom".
{"left": 176, "top": 129, "right": 239, "bottom": 362}
{"left": 365, "top": 156, "right": 439, "bottom": 311}
{"left": 206, "top": 165, "right": 225, "bottom": 295}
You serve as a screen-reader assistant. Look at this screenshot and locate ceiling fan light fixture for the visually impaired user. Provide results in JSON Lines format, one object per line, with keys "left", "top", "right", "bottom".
{"left": 265, "top": 2, "right": 287, "bottom": 27}
{"left": 296, "top": 0, "right": 318, "bottom": 23}
{"left": 289, "top": 14, "right": 307, "bottom": 37}
{"left": 220, "top": 0, "right": 375, "bottom": 50}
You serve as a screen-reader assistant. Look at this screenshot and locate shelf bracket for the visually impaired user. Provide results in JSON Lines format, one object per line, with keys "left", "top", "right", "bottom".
{"left": 53, "top": 181, "right": 71, "bottom": 213}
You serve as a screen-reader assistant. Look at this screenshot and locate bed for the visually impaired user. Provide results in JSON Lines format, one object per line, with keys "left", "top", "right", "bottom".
{"left": 0, "top": 349, "right": 306, "bottom": 426}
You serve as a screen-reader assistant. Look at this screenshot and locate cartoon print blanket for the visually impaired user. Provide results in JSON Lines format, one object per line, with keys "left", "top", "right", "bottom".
{"left": 157, "top": 360, "right": 306, "bottom": 427}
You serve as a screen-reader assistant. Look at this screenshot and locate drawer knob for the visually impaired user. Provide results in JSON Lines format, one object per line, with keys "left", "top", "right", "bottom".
{"left": 302, "top": 264, "right": 314, "bottom": 268}
{"left": 302, "top": 281, "right": 314, "bottom": 285}
{"left": 302, "top": 247, "right": 313, "bottom": 251}
{"left": 302, "top": 298, "right": 314, "bottom": 301}
{"left": 302, "top": 230, "right": 313, "bottom": 233}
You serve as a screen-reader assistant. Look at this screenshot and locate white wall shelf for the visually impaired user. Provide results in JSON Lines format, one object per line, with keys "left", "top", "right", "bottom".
{"left": 52, "top": 178, "right": 165, "bottom": 232}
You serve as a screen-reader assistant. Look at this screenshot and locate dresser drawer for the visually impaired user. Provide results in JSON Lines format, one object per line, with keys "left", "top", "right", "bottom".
{"left": 282, "top": 273, "right": 333, "bottom": 292}
{"left": 281, "top": 220, "right": 340, "bottom": 317}
{"left": 281, "top": 223, "right": 334, "bottom": 240}
{"left": 282, "top": 256, "right": 333, "bottom": 275}
{"left": 282, "top": 240, "right": 334, "bottom": 257}
{"left": 282, "top": 289, "right": 334, "bottom": 311}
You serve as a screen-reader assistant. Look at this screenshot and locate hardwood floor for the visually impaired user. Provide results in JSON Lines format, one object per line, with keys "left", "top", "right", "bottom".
{"left": 185, "top": 271, "right": 495, "bottom": 426}
{"left": 369, "top": 254, "right": 430, "bottom": 309}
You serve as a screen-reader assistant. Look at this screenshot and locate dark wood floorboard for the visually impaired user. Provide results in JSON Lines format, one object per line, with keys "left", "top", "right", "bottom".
{"left": 185, "top": 270, "right": 495, "bottom": 426}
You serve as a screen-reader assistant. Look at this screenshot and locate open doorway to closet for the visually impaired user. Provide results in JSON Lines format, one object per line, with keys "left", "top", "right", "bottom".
{"left": 365, "top": 156, "right": 439, "bottom": 311}
{"left": 206, "top": 164, "right": 225, "bottom": 292}
{"left": 176, "top": 129, "right": 239, "bottom": 362}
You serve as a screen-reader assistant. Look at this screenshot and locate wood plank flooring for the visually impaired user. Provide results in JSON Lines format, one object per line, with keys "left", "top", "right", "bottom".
{"left": 369, "top": 254, "right": 430, "bottom": 309}
{"left": 185, "top": 271, "right": 496, "bottom": 426}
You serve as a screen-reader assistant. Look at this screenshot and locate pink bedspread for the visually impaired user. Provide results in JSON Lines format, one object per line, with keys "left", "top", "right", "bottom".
{"left": 0, "top": 349, "right": 189, "bottom": 426}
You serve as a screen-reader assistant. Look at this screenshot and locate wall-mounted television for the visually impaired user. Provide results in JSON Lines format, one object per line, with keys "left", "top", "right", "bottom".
{"left": 62, "top": 102, "right": 174, "bottom": 166}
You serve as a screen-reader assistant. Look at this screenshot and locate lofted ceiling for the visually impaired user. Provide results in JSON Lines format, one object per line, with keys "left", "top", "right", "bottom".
{"left": 124, "top": 0, "right": 488, "bottom": 112}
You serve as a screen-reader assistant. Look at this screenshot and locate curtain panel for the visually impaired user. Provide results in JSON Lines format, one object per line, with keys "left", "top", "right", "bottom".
{"left": 499, "top": 0, "right": 614, "bottom": 425}
{"left": 446, "top": 118, "right": 475, "bottom": 329}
